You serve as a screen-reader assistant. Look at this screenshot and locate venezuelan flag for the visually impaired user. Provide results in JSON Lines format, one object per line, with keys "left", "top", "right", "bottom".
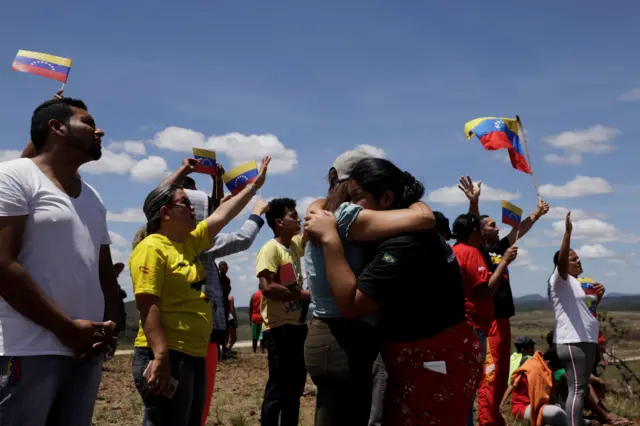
{"left": 501, "top": 200, "right": 523, "bottom": 229}
{"left": 223, "top": 161, "right": 259, "bottom": 195}
{"left": 464, "top": 117, "right": 530, "bottom": 174}
{"left": 11, "top": 50, "right": 72, "bottom": 83}
{"left": 192, "top": 148, "right": 217, "bottom": 175}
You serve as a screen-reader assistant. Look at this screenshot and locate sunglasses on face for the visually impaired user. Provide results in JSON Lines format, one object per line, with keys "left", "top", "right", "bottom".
{"left": 170, "top": 197, "right": 193, "bottom": 210}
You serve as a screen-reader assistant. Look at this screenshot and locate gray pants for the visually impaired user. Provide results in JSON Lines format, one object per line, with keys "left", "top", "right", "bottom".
{"left": 556, "top": 342, "right": 597, "bottom": 426}
{"left": 368, "top": 354, "right": 386, "bottom": 426}
{"left": 523, "top": 404, "right": 566, "bottom": 425}
{"left": 0, "top": 355, "right": 103, "bottom": 426}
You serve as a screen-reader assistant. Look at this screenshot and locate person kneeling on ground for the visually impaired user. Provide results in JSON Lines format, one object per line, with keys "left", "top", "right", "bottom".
{"left": 500, "top": 348, "right": 566, "bottom": 425}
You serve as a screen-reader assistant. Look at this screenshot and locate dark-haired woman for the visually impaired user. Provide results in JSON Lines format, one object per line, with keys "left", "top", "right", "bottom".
{"left": 548, "top": 212, "right": 599, "bottom": 426}
{"left": 129, "top": 158, "right": 270, "bottom": 426}
{"left": 305, "top": 158, "right": 482, "bottom": 426}
{"left": 450, "top": 213, "right": 518, "bottom": 426}
{"left": 303, "top": 150, "right": 435, "bottom": 426}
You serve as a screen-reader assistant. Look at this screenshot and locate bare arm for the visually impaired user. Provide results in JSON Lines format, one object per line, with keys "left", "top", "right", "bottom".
{"left": 161, "top": 159, "right": 196, "bottom": 187}
{"left": 258, "top": 271, "right": 310, "bottom": 302}
{"left": 557, "top": 212, "right": 572, "bottom": 280}
{"left": 499, "top": 385, "right": 514, "bottom": 420}
{"left": 322, "top": 236, "right": 379, "bottom": 318}
{"left": 99, "top": 245, "right": 125, "bottom": 334}
{"left": 459, "top": 176, "right": 481, "bottom": 216}
{"left": 135, "top": 294, "right": 168, "bottom": 360}
{"left": 210, "top": 164, "right": 225, "bottom": 211}
{"left": 0, "top": 216, "right": 74, "bottom": 340}
{"left": 348, "top": 202, "right": 435, "bottom": 242}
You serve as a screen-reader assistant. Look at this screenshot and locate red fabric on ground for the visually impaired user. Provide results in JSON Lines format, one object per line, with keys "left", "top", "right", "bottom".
{"left": 478, "top": 318, "right": 511, "bottom": 426}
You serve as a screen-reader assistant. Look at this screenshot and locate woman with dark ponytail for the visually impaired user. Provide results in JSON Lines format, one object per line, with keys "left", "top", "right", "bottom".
{"left": 303, "top": 150, "right": 436, "bottom": 426}
{"left": 129, "top": 158, "right": 270, "bottom": 426}
{"left": 548, "top": 212, "right": 599, "bottom": 426}
{"left": 305, "top": 158, "right": 482, "bottom": 426}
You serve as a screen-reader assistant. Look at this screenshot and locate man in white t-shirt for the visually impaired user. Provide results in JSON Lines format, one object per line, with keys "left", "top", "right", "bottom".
{"left": 0, "top": 96, "right": 124, "bottom": 426}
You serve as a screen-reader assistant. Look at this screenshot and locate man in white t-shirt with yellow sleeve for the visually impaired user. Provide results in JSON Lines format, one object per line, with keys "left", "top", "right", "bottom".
{"left": 256, "top": 197, "right": 310, "bottom": 426}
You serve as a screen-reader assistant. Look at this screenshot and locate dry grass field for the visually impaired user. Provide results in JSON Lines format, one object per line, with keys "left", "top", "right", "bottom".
{"left": 96, "top": 310, "right": 640, "bottom": 425}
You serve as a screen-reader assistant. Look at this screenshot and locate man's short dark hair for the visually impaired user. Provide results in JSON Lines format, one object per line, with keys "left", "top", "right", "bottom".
{"left": 265, "top": 198, "right": 297, "bottom": 231}
{"left": 182, "top": 176, "right": 196, "bottom": 190}
{"left": 30, "top": 98, "right": 88, "bottom": 151}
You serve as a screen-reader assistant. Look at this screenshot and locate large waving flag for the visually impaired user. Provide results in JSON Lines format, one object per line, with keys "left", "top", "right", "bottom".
{"left": 464, "top": 117, "right": 530, "bottom": 174}
{"left": 11, "top": 50, "right": 72, "bottom": 83}
{"left": 222, "top": 161, "right": 259, "bottom": 195}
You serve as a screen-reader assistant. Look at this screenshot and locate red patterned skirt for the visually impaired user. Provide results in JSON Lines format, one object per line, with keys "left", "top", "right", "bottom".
{"left": 381, "top": 321, "right": 484, "bottom": 426}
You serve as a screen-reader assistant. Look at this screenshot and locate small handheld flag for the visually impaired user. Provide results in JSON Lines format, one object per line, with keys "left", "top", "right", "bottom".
{"left": 11, "top": 50, "right": 72, "bottom": 83}
{"left": 222, "top": 161, "right": 259, "bottom": 195}
{"left": 501, "top": 200, "right": 523, "bottom": 229}
{"left": 191, "top": 148, "right": 217, "bottom": 175}
{"left": 464, "top": 117, "right": 531, "bottom": 174}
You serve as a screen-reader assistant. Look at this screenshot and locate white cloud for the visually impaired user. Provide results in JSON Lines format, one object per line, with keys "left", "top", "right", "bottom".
{"left": 543, "top": 206, "right": 605, "bottom": 221}
{"left": 538, "top": 176, "right": 613, "bottom": 199}
{"left": 0, "top": 150, "right": 21, "bottom": 163}
{"left": 575, "top": 244, "right": 615, "bottom": 259}
{"left": 543, "top": 125, "right": 619, "bottom": 160}
{"left": 108, "top": 231, "right": 129, "bottom": 248}
{"left": 151, "top": 126, "right": 298, "bottom": 174}
{"left": 426, "top": 183, "right": 520, "bottom": 206}
{"left": 130, "top": 156, "right": 171, "bottom": 182}
{"left": 109, "top": 140, "right": 147, "bottom": 156}
{"left": 544, "top": 153, "right": 582, "bottom": 165}
{"left": 80, "top": 149, "right": 137, "bottom": 175}
{"left": 207, "top": 133, "right": 297, "bottom": 174}
{"left": 618, "top": 88, "right": 640, "bottom": 102}
{"left": 606, "top": 272, "right": 618, "bottom": 277}
{"left": 107, "top": 208, "right": 146, "bottom": 223}
{"left": 152, "top": 126, "right": 206, "bottom": 151}
{"left": 356, "top": 144, "right": 386, "bottom": 158}
{"left": 549, "top": 218, "right": 640, "bottom": 244}
{"left": 511, "top": 247, "right": 543, "bottom": 272}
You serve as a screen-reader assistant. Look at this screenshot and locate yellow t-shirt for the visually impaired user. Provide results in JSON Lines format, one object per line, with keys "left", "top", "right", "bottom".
{"left": 130, "top": 220, "right": 213, "bottom": 357}
{"left": 255, "top": 234, "right": 305, "bottom": 331}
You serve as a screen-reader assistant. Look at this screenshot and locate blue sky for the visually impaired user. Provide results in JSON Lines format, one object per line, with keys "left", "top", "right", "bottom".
{"left": 2, "top": 1, "right": 639, "bottom": 304}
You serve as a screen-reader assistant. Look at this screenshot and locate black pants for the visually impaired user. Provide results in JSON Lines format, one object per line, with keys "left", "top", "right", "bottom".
{"left": 132, "top": 348, "right": 206, "bottom": 426}
{"left": 261, "top": 324, "right": 308, "bottom": 426}
{"left": 304, "top": 317, "right": 380, "bottom": 426}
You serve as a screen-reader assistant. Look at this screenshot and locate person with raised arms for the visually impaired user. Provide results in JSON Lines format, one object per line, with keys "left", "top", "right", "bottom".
{"left": 130, "top": 157, "right": 270, "bottom": 426}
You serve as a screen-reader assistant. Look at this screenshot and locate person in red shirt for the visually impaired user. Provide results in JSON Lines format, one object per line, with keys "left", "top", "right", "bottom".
{"left": 249, "top": 289, "right": 265, "bottom": 353}
{"left": 451, "top": 213, "right": 518, "bottom": 426}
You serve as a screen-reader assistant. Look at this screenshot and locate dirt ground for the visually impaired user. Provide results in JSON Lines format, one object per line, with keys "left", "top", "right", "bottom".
{"left": 93, "top": 351, "right": 316, "bottom": 426}
{"left": 94, "top": 349, "right": 640, "bottom": 426}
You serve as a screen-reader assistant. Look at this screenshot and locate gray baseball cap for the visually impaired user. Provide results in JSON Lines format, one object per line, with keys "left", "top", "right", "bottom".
{"left": 331, "top": 148, "right": 373, "bottom": 181}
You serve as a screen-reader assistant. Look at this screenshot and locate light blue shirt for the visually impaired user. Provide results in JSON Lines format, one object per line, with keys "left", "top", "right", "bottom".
{"left": 305, "top": 203, "right": 376, "bottom": 325}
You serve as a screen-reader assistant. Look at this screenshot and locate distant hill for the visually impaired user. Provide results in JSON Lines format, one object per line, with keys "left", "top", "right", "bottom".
{"left": 121, "top": 293, "right": 640, "bottom": 343}
{"left": 514, "top": 293, "right": 640, "bottom": 312}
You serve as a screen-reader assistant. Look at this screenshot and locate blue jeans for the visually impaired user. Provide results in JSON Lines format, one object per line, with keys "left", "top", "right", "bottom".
{"left": 467, "top": 328, "right": 487, "bottom": 426}
{"left": 0, "top": 354, "right": 103, "bottom": 426}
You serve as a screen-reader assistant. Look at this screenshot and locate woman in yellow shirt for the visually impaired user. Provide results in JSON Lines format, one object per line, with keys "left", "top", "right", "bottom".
{"left": 130, "top": 157, "right": 270, "bottom": 426}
